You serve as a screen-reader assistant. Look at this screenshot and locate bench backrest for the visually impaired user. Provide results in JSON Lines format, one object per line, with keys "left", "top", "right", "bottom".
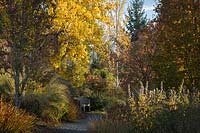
{"left": 80, "top": 98, "right": 90, "bottom": 105}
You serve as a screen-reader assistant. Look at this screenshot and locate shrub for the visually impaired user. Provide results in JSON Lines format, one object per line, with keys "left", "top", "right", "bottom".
{"left": 150, "top": 103, "right": 200, "bottom": 133}
{"left": 88, "top": 94, "right": 109, "bottom": 111}
{"left": 0, "top": 99, "right": 36, "bottom": 132}
{"left": 87, "top": 89, "right": 126, "bottom": 111}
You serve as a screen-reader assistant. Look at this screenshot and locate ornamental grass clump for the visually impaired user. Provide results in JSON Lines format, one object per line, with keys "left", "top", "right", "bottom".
{"left": 0, "top": 99, "right": 36, "bottom": 132}
{"left": 21, "top": 78, "right": 80, "bottom": 124}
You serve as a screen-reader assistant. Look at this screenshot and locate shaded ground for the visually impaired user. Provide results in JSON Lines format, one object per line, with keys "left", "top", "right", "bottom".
{"left": 36, "top": 113, "right": 102, "bottom": 133}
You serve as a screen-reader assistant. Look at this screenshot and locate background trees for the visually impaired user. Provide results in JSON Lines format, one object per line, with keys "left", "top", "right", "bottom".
{"left": 125, "top": 0, "right": 200, "bottom": 92}
{"left": 0, "top": 0, "right": 114, "bottom": 107}
{"left": 153, "top": 0, "right": 200, "bottom": 90}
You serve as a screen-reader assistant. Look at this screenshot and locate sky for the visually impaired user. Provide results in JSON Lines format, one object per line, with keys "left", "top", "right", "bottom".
{"left": 143, "top": 0, "right": 157, "bottom": 19}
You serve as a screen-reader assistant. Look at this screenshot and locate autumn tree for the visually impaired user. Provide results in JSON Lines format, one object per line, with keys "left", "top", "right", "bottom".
{"left": 0, "top": 0, "right": 55, "bottom": 107}
{"left": 120, "top": 22, "right": 157, "bottom": 97}
{"left": 49, "top": 0, "right": 114, "bottom": 87}
{"left": 124, "top": 0, "right": 153, "bottom": 90}
{"left": 153, "top": 0, "right": 200, "bottom": 91}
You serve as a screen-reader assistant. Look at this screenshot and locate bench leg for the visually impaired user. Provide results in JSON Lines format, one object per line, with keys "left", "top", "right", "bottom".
{"left": 83, "top": 105, "right": 85, "bottom": 112}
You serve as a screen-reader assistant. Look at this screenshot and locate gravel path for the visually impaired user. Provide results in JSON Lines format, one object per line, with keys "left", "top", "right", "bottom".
{"left": 49, "top": 114, "right": 103, "bottom": 133}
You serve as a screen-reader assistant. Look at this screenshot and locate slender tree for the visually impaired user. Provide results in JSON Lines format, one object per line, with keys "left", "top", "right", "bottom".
{"left": 89, "top": 0, "right": 129, "bottom": 89}
{"left": 0, "top": 0, "right": 55, "bottom": 107}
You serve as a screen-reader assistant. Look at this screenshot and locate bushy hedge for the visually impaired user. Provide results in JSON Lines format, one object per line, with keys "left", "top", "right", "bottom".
{"left": 0, "top": 99, "right": 36, "bottom": 132}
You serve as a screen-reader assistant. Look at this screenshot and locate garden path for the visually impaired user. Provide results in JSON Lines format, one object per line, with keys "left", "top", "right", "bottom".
{"left": 42, "top": 113, "right": 102, "bottom": 133}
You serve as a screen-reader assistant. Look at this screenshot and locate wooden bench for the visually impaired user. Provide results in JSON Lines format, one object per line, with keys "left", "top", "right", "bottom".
{"left": 79, "top": 98, "right": 91, "bottom": 112}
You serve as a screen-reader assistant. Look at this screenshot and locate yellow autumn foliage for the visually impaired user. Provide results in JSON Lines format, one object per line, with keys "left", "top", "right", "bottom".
{"left": 49, "top": 0, "right": 114, "bottom": 86}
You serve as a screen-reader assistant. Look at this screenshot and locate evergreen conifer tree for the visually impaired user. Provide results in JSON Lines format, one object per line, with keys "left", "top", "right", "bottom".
{"left": 126, "top": 0, "right": 147, "bottom": 42}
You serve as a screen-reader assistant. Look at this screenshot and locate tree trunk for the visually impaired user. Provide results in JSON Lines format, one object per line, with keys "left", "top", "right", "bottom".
{"left": 14, "top": 69, "right": 21, "bottom": 107}
{"left": 14, "top": 0, "right": 26, "bottom": 108}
